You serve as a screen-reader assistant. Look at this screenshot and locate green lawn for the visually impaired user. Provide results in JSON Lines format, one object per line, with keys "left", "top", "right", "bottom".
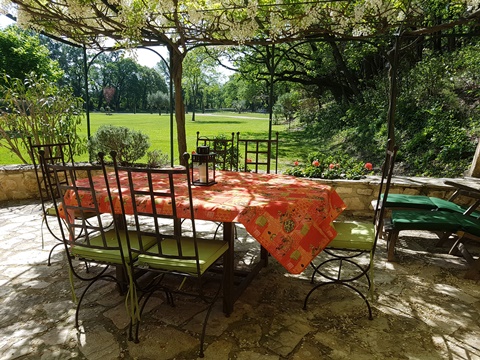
{"left": 0, "top": 112, "right": 311, "bottom": 171}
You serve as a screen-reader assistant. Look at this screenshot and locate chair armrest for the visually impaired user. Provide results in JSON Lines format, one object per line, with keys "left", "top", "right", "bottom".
{"left": 444, "top": 180, "right": 480, "bottom": 200}
{"left": 444, "top": 180, "right": 480, "bottom": 216}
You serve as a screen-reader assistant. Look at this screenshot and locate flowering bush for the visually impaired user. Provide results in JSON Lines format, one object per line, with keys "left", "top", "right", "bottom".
{"left": 285, "top": 152, "right": 374, "bottom": 180}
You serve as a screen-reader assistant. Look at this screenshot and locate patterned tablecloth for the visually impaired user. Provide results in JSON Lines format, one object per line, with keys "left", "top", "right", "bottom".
{"left": 64, "top": 170, "right": 346, "bottom": 274}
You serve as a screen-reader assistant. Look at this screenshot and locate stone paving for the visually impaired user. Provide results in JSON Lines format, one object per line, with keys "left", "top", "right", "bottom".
{"left": 1, "top": 200, "right": 480, "bottom": 360}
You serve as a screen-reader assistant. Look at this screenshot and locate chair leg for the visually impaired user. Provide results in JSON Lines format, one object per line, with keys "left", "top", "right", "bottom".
{"left": 74, "top": 274, "right": 118, "bottom": 328}
{"left": 47, "top": 242, "right": 64, "bottom": 266}
{"left": 213, "top": 222, "right": 222, "bottom": 240}
{"left": 455, "top": 243, "right": 480, "bottom": 280}
{"left": 260, "top": 246, "right": 268, "bottom": 267}
{"left": 303, "top": 281, "right": 373, "bottom": 320}
{"left": 41, "top": 214, "right": 64, "bottom": 266}
{"left": 435, "top": 231, "right": 454, "bottom": 247}
{"left": 387, "top": 231, "right": 399, "bottom": 261}
{"left": 309, "top": 261, "right": 322, "bottom": 284}
{"left": 464, "top": 259, "right": 480, "bottom": 280}
{"left": 448, "top": 238, "right": 462, "bottom": 256}
{"left": 131, "top": 288, "right": 156, "bottom": 343}
{"left": 131, "top": 287, "right": 174, "bottom": 343}
{"left": 198, "top": 301, "right": 213, "bottom": 358}
{"left": 198, "top": 281, "right": 223, "bottom": 358}
{"left": 213, "top": 223, "right": 239, "bottom": 241}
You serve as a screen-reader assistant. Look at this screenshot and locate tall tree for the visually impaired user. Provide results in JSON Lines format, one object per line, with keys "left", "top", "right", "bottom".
{"left": 0, "top": 26, "right": 61, "bottom": 85}
{"left": 40, "top": 36, "right": 84, "bottom": 97}
{"left": 86, "top": 51, "right": 167, "bottom": 112}
{"left": 183, "top": 48, "right": 217, "bottom": 121}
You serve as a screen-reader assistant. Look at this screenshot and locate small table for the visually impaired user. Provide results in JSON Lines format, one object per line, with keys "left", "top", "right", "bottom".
{"left": 65, "top": 170, "right": 346, "bottom": 313}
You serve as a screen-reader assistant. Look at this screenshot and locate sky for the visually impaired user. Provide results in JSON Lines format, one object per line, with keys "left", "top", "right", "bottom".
{"left": 0, "top": 14, "right": 14, "bottom": 27}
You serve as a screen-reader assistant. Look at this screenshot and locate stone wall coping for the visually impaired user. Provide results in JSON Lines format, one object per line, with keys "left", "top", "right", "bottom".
{"left": 310, "top": 175, "right": 480, "bottom": 189}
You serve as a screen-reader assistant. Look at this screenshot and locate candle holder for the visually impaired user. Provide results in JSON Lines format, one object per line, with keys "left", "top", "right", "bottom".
{"left": 191, "top": 146, "right": 217, "bottom": 186}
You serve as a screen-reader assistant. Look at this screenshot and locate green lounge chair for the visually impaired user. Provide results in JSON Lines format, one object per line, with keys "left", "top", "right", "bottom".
{"left": 386, "top": 208, "right": 480, "bottom": 279}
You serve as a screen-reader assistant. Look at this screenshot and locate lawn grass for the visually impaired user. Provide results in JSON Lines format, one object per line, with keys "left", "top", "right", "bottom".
{"left": 0, "top": 112, "right": 311, "bottom": 171}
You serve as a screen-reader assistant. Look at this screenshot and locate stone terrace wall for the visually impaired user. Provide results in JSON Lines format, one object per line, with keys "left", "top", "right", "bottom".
{"left": 0, "top": 164, "right": 99, "bottom": 203}
{"left": 0, "top": 165, "right": 477, "bottom": 218}
{"left": 0, "top": 165, "right": 39, "bottom": 202}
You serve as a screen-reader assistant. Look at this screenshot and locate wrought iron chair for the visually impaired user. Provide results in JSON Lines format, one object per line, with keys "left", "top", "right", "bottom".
{"left": 236, "top": 132, "right": 279, "bottom": 174}
{"left": 196, "top": 132, "right": 238, "bottom": 239}
{"left": 196, "top": 131, "right": 236, "bottom": 171}
{"left": 109, "top": 151, "right": 229, "bottom": 358}
{"left": 29, "top": 137, "right": 107, "bottom": 265}
{"left": 44, "top": 154, "right": 137, "bottom": 330}
{"left": 28, "top": 136, "right": 91, "bottom": 265}
{"left": 303, "top": 144, "right": 398, "bottom": 319}
{"left": 235, "top": 132, "right": 279, "bottom": 264}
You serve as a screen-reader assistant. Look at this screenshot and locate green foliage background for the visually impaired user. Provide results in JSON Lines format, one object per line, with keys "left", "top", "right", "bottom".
{"left": 299, "top": 43, "right": 480, "bottom": 178}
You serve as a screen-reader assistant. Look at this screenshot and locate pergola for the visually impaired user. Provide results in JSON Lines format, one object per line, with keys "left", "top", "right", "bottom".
{"left": 2, "top": 0, "right": 480, "bottom": 166}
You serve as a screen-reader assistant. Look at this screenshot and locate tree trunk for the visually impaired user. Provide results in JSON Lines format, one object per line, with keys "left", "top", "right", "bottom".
{"left": 468, "top": 138, "right": 480, "bottom": 178}
{"left": 191, "top": 93, "right": 196, "bottom": 122}
{"left": 328, "top": 40, "right": 363, "bottom": 101}
{"left": 171, "top": 50, "right": 187, "bottom": 165}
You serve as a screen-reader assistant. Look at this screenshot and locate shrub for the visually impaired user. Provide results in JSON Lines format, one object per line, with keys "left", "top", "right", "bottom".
{"left": 0, "top": 73, "right": 86, "bottom": 164}
{"left": 213, "top": 133, "right": 238, "bottom": 170}
{"left": 285, "top": 151, "right": 374, "bottom": 180}
{"left": 147, "top": 149, "right": 169, "bottom": 168}
{"left": 89, "top": 125, "right": 150, "bottom": 166}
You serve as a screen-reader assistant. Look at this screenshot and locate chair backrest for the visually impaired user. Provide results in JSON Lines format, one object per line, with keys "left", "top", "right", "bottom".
{"left": 110, "top": 152, "right": 203, "bottom": 276}
{"left": 196, "top": 132, "right": 235, "bottom": 171}
{"left": 236, "top": 132, "right": 279, "bottom": 174}
{"left": 28, "top": 136, "right": 75, "bottom": 204}
{"left": 45, "top": 159, "right": 120, "bottom": 257}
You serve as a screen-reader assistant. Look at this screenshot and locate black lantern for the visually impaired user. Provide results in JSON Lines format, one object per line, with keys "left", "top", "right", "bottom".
{"left": 191, "top": 146, "right": 216, "bottom": 186}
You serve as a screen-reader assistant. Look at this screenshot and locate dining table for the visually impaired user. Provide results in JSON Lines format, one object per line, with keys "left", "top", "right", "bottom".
{"left": 63, "top": 169, "right": 346, "bottom": 314}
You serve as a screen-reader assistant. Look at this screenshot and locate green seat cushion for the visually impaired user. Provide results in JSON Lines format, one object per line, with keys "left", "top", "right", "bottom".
{"left": 46, "top": 207, "right": 57, "bottom": 216}
{"left": 47, "top": 206, "right": 97, "bottom": 219}
{"left": 429, "top": 197, "right": 480, "bottom": 217}
{"left": 383, "top": 194, "right": 437, "bottom": 209}
{"left": 330, "top": 221, "right": 375, "bottom": 251}
{"left": 137, "top": 238, "right": 229, "bottom": 275}
{"left": 383, "top": 193, "right": 480, "bottom": 217}
{"left": 452, "top": 213, "right": 480, "bottom": 237}
{"left": 391, "top": 210, "right": 462, "bottom": 232}
{"left": 71, "top": 230, "right": 157, "bottom": 264}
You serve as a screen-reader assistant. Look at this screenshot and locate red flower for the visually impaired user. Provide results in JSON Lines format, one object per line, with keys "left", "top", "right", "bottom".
{"left": 329, "top": 163, "right": 335, "bottom": 169}
{"left": 294, "top": 160, "right": 299, "bottom": 166}
{"left": 192, "top": 150, "right": 196, "bottom": 154}
{"left": 247, "top": 158, "right": 252, "bottom": 163}
{"left": 312, "top": 160, "right": 320, "bottom": 167}
{"left": 364, "top": 162, "right": 373, "bottom": 171}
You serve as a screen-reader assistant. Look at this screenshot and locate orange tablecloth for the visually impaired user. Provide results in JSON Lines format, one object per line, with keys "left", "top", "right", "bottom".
{"left": 65, "top": 170, "right": 346, "bottom": 274}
